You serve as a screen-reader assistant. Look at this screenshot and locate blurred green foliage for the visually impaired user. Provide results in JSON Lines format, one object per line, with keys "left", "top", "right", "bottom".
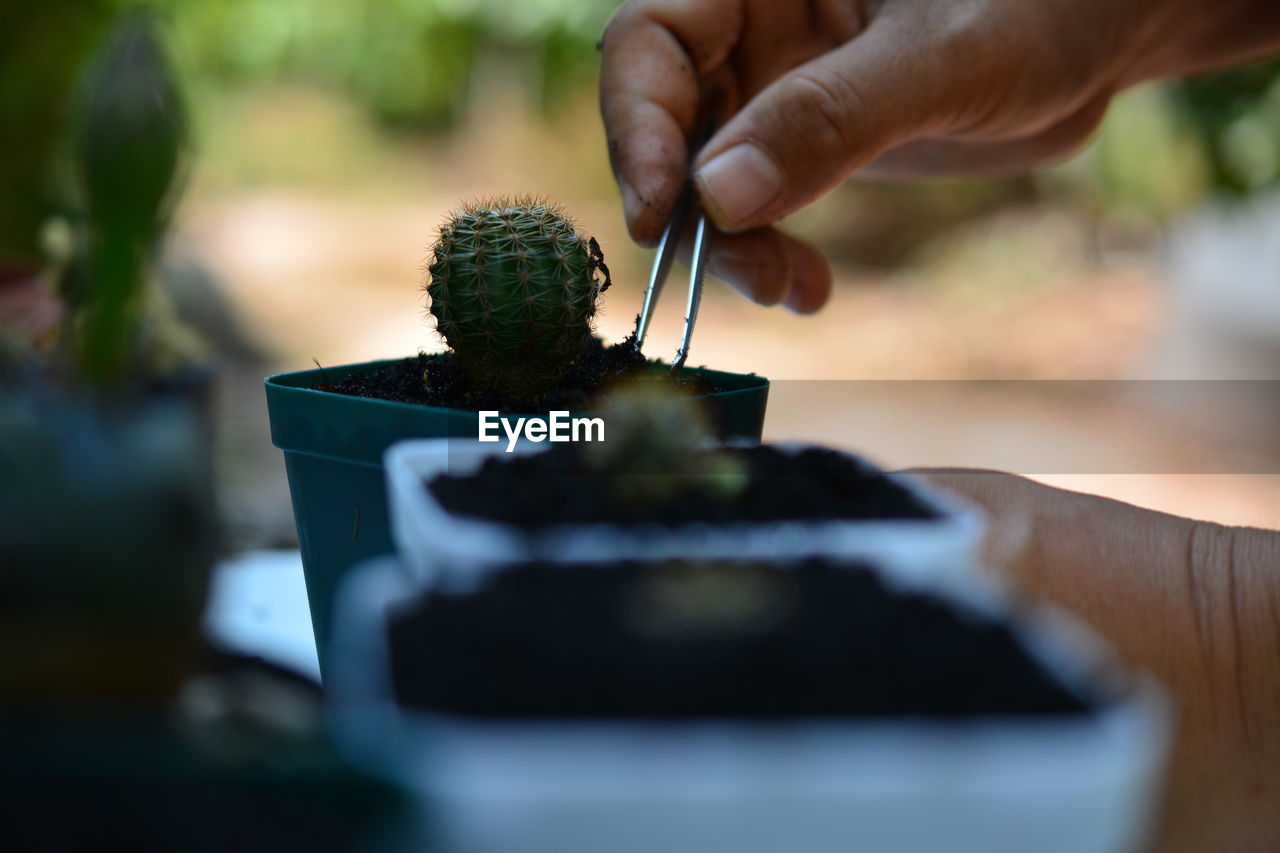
{"left": 147, "top": 1, "right": 1280, "bottom": 204}
{"left": 0, "top": 4, "right": 199, "bottom": 384}
{"left": 0, "top": 2, "right": 117, "bottom": 263}
{"left": 4, "top": 0, "right": 1278, "bottom": 280}
{"left": 1173, "top": 60, "right": 1280, "bottom": 198}
{"left": 64, "top": 10, "right": 191, "bottom": 385}
{"left": 1084, "top": 59, "right": 1280, "bottom": 219}
{"left": 154, "top": 0, "right": 617, "bottom": 127}
{"left": 1087, "top": 86, "right": 1207, "bottom": 218}
{"left": 141, "top": 0, "right": 1280, "bottom": 242}
{"left": 0, "top": 0, "right": 617, "bottom": 259}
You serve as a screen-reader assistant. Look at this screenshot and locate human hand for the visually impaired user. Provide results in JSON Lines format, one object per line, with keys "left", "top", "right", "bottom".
{"left": 600, "top": 0, "right": 1280, "bottom": 314}
{"left": 905, "top": 468, "right": 1280, "bottom": 853}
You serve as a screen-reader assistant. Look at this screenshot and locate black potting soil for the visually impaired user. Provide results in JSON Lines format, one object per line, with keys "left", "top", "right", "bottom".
{"left": 316, "top": 334, "right": 712, "bottom": 414}
{"left": 387, "top": 560, "right": 1091, "bottom": 718}
{"left": 428, "top": 444, "right": 938, "bottom": 528}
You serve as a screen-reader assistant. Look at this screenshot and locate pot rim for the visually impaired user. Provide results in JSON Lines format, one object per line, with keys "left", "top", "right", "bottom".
{"left": 385, "top": 438, "right": 987, "bottom": 593}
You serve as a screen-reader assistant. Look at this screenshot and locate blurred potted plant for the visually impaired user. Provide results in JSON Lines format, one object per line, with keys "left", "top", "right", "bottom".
{"left": 0, "top": 387, "right": 217, "bottom": 703}
{"left": 336, "top": 384, "right": 1167, "bottom": 853}
{"left": 338, "top": 381, "right": 1162, "bottom": 849}
{"left": 0, "top": 383, "right": 406, "bottom": 852}
{"left": 0, "top": 8, "right": 216, "bottom": 693}
{"left": 0, "top": 4, "right": 215, "bottom": 678}
{"left": 329, "top": 549, "right": 1169, "bottom": 853}
{"left": 265, "top": 199, "right": 769, "bottom": 656}
{"left": 0, "top": 4, "right": 211, "bottom": 391}
{"left": 58, "top": 8, "right": 217, "bottom": 405}
{"left": 387, "top": 382, "right": 981, "bottom": 593}
{"left": 0, "top": 2, "right": 215, "bottom": 705}
{"left": 0, "top": 13, "right": 411, "bottom": 848}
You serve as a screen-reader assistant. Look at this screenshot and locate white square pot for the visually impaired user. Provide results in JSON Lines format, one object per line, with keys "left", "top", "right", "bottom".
{"left": 385, "top": 438, "right": 985, "bottom": 592}
{"left": 328, "top": 558, "right": 1170, "bottom": 853}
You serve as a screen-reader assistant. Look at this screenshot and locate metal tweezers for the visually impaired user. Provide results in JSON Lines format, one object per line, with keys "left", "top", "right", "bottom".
{"left": 633, "top": 112, "right": 720, "bottom": 374}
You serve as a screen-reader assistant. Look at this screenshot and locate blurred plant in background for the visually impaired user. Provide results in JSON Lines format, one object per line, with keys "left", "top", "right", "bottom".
{"left": 147, "top": 0, "right": 1280, "bottom": 207}
{"left": 7, "top": 1, "right": 1280, "bottom": 281}
{"left": 157, "top": 0, "right": 617, "bottom": 128}
{"left": 0, "top": 3, "right": 205, "bottom": 384}
{"left": 0, "top": 2, "right": 116, "bottom": 269}
{"left": 3, "top": 0, "right": 1277, "bottom": 386}
{"left": 1174, "top": 60, "right": 1280, "bottom": 199}
{"left": 64, "top": 10, "right": 196, "bottom": 384}
{"left": 0, "top": 388, "right": 218, "bottom": 703}
{"left": 1086, "top": 59, "right": 1280, "bottom": 217}
{"left": 0, "top": 5, "right": 222, "bottom": 709}
{"left": 0, "top": 0, "right": 619, "bottom": 279}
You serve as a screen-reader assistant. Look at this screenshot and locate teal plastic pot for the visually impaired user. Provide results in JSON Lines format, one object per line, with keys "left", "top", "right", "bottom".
{"left": 265, "top": 358, "right": 769, "bottom": 672}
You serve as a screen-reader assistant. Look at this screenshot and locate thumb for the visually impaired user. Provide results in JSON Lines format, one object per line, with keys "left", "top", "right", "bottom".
{"left": 693, "top": 22, "right": 953, "bottom": 232}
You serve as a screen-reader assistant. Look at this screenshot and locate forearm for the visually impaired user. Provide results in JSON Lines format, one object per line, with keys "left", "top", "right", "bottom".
{"left": 1011, "top": 484, "right": 1203, "bottom": 683}
{"left": 1157, "top": 522, "right": 1280, "bottom": 852}
{"left": 1205, "top": 525, "right": 1280, "bottom": 759}
{"left": 916, "top": 469, "right": 1280, "bottom": 846}
{"left": 1017, "top": 493, "right": 1279, "bottom": 724}
{"left": 1009, "top": 487, "right": 1280, "bottom": 851}
{"left": 1141, "top": 521, "right": 1280, "bottom": 751}
{"left": 1126, "top": 0, "right": 1280, "bottom": 85}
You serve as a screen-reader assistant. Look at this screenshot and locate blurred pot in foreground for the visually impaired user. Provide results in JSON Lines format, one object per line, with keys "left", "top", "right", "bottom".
{"left": 0, "top": 385, "right": 219, "bottom": 703}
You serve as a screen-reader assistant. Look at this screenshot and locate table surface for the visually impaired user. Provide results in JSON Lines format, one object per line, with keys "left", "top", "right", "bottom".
{"left": 203, "top": 549, "right": 320, "bottom": 682}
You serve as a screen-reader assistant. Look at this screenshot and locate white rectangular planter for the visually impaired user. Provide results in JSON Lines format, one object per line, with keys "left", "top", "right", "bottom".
{"left": 385, "top": 438, "right": 986, "bottom": 591}
{"left": 328, "top": 558, "right": 1170, "bottom": 853}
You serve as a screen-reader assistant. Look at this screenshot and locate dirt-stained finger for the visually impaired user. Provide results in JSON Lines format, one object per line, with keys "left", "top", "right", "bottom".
{"left": 600, "top": 0, "right": 743, "bottom": 244}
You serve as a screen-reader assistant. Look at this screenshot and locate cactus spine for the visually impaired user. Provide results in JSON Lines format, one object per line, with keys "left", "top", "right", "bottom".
{"left": 426, "top": 198, "right": 609, "bottom": 398}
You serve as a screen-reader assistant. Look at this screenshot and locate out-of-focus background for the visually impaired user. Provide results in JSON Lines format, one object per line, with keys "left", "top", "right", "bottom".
{"left": 12, "top": 1, "right": 1280, "bottom": 547}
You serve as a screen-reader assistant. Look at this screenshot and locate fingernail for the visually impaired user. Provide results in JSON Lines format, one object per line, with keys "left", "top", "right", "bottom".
{"left": 695, "top": 143, "right": 783, "bottom": 231}
{"left": 619, "top": 181, "right": 642, "bottom": 231}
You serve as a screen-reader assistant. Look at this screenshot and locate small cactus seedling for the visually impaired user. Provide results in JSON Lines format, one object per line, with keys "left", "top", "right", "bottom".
{"left": 584, "top": 380, "right": 747, "bottom": 508}
{"left": 63, "top": 10, "right": 191, "bottom": 385}
{"left": 425, "top": 198, "right": 611, "bottom": 399}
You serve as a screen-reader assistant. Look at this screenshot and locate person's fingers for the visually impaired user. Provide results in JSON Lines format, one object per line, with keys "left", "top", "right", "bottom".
{"left": 712, "top": 228, "right": 833, "bottom": 313}
{"left": 600, "top": 0, "right": 743, "bottom": 245}
{"left": 675, "top": 225, "right": 832, "bottom": 313}
{"left": 779, "top": 231, "right": 832, "bottom": 314}
{"left": 703, "top": 227, "right": 790, "bottom": 307}
{"left": 860, "top": 92, "right": 1113, "bottom": 179}
{"left": 691, "top": 11, "right": 960, "bottom": 233}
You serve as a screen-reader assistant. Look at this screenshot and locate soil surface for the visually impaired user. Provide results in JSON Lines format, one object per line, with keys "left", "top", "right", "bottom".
{"left": 388, "top": 559, "right": 1090, "bottom": 718}
{"left": 429, "top": 444, "right": 938, "bottom": 528}
{"left": 317, "top": 334, "right": 712, "bottom": 414}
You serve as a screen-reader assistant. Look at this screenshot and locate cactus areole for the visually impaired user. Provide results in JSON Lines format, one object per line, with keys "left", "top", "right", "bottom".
{"left": 426, "top": 199, "right": 612, "bottom": 399}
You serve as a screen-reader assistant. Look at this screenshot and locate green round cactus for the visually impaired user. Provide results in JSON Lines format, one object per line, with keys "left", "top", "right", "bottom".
{"left": 425, "top": 198, "right": 609, "bottom": 398}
